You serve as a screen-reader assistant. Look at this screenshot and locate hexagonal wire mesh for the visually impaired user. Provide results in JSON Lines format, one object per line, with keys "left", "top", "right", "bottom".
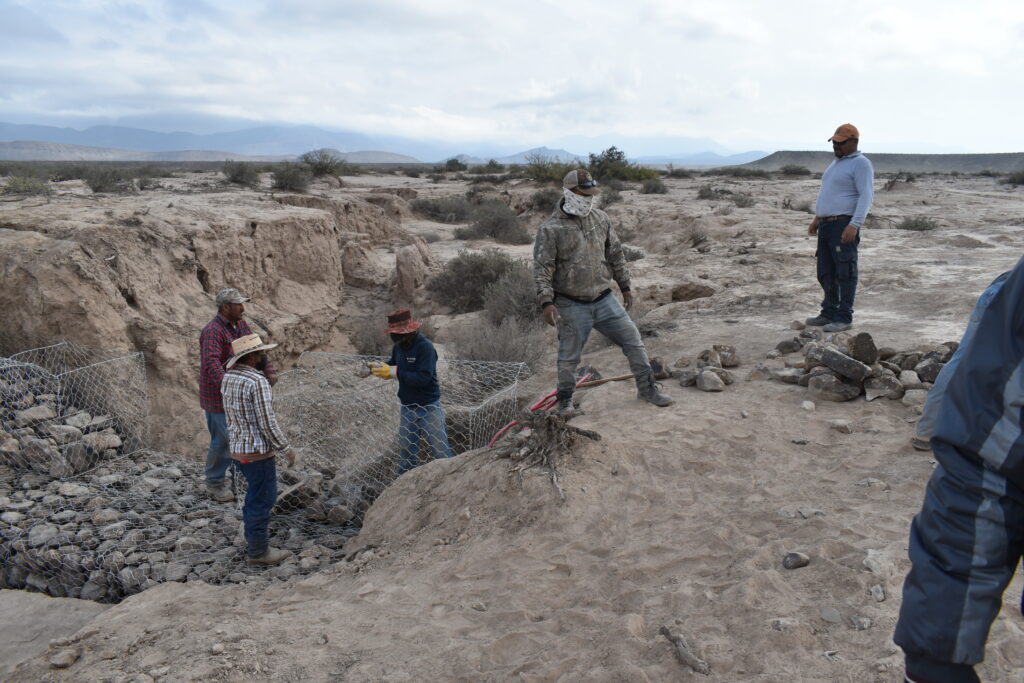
{"left": 1, "top": 344, "right": 525, "bottom": 602}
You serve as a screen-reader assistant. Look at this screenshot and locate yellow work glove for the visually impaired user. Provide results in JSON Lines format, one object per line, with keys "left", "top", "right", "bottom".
{"left": 369, "top": 362, "right": 397, "bottom": 380}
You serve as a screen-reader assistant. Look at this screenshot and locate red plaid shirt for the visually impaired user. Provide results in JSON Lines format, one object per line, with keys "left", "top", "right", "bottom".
{"left": 198, "top": 314, "right": 276, "bottom": 413}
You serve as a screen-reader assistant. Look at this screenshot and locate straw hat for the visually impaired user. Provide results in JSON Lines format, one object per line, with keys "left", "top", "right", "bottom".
{"left": 225, "top": 333, "right": 278, "bottom": 369}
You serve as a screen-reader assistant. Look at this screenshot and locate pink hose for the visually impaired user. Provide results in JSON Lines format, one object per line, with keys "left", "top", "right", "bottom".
{"left": 487, "top": 373, "right": 592, "bottom": 448}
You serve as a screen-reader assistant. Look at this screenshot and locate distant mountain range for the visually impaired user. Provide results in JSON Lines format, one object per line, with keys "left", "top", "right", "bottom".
{"left": 748, "top": 151, "right": 1024, "bottom": 173}
{"left": 0, "top": 121, "right": 768, "bottom": 166}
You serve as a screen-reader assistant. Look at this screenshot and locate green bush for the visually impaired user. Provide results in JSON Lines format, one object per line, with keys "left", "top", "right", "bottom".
{"left": 300, "top": 149, "right": 350, "bottom": 177}
{"left": 697, "top": 184, "right": 730, "bottom": 200}
{"left": 427, "top": 249, "right": 517, "bottom": 313}
{"left": 468, "top": 159, "right": 506, "bottom": 174}
{"left": 272, "top": 163, "right": 312, "bottom": 192}
{"left": 453, "top": 200, "right": 530, "bottom": 244}
{"left": 410, "top": 196, "right": 473, "bottom": 223}
{"left": 665, "top": 165, "right": 693, "bottom": 179}
{"left": 588, "top": 146, "right": 658, "bottom": 181}
{"left": 705, "top": 166, "right": 770, "bottom": 179}
{"left": 428, "top": 173, "right": 446, "bottom": 182}
{"left": 2, "top": 176, "right": 50, "bottom": 196}
{"left": 978, "top": 169, "right": 1001, "bottom": 178}
{"left": 482, "top": 260, "right": 536, "bottom": 324}
{"left": 640, "top": 178, "right": 668, "bottom": 194}
{"left": 780, "top": 164, "right": 811, "bottom": 176}
{"left": 82, "top": 167, "right": 134, "bottom": 193}
{"left": 530, "top": 187, "right": 561, "bottom": 210}
{"left": 999, "top": 171, "right": 1024, "bottom": 186}
{"left": 223, "top": 160, "right": 260, "bottom": 186}
{"left": 897, "top": 216, "right": 939, "bottom": 231}
{"left": 444, "top": 158, "right": 468, "bottom": 172}
{"left": 522, "top": 152, "right": 577, "bottom": 183}
{"left": 403, "top": 168, "right": 421, "bottom": 178}
{"left": 733, "top": 193, "right": 755, "bottom": 208}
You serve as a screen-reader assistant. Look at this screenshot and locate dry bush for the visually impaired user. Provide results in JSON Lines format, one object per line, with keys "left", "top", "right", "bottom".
{"left": 427, "top": 249, "right": 517, "bottom": 313}
{"left": 733, "top": 193, "right": 755, "bottom": 208}
{"left": 348, "top": 312, "right": 392, "bottom": 356}
{"left": 530, "top": 187, "right": 561, "bottom": 210}
{"left": 446, "top": 316, "right": 547, "bottom": 372}
{"left": 897, "top": 216, "right": 939, "bottom": 231}
{"left": 411, "top": 196, "right": 473, "bottom": 223}
{"left": 272, "top": 163, "right": 311, "bottom": 192}
{"left": 999, "top": 171, "right": 1024, "bottom": 186}
{"left": 453, "top": 200, "right": 530, "bottom": 244}
{"left": 482, "top": 260, "right": 536, "bottom": 324}
{"left": 2, "top": 176, "right": 50, "bottom": 196}
{"left": 223, "top": 161, "right": 260, "bottom": 187}
{"left": 600, "top": 186, "right": 623, "bottom": 206}
{"left": 640, "top": 178, "right": 668, "bottom": 194}
{"left": 780, "top": 164, "right": 811, "bottom": 176}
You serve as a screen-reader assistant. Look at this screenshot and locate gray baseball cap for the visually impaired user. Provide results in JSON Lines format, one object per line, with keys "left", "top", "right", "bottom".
{"left": 215, "top": 288, "right": 250, "bottom": 306}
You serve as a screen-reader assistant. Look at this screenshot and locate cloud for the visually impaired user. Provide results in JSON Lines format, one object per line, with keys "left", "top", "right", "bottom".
{"left": 0, "top": 0, "right": 67, "bottom": 44}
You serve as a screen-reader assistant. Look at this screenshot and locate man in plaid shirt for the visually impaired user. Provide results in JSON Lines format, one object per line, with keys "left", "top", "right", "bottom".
{"left": 199, "top": 288, "right": 277, "bottom": 502}
{"left": 221, "top": 333, "right": 293, "bottom": 566}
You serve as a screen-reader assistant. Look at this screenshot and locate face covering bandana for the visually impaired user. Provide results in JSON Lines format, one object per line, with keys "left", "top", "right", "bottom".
{"left": 562, "top": 188, "right": 595, "bottom": 217}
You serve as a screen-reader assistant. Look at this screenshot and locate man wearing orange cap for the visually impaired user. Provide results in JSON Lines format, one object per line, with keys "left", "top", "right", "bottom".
{"left": 805, "top": 124, "right": 874, "bottom": 333}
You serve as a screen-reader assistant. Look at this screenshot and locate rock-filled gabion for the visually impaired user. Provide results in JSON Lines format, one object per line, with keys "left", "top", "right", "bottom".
{"left": 751, "top": 327, "right": 957, "bottom": 404}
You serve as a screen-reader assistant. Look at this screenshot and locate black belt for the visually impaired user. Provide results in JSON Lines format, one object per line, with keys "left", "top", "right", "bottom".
{"left": 818, "top": 214, "right": 852, "bottom": 222}
{"left": 555, "top": 289, "right": 613, "bottom": 304}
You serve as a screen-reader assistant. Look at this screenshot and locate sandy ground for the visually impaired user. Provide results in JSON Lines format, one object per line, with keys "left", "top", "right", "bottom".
{"left": 4, "top": 169, "right": 1024, "bottom": 681}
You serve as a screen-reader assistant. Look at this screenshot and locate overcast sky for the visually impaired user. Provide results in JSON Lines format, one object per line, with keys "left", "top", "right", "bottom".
{"left": 1, "top": 0, "right": 1022, "bottom": 154}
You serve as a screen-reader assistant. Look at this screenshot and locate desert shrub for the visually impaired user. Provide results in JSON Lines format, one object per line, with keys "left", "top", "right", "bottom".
{"left": 272, "top": 163, "right": 311, "bottom": 192}
{"left": 640, "top": 178, "right": 668, "bottom": 194}
{"left": 684, "top": 224, "right": 709, "bottom": 247}
{"left": 522, "top": 152, "right": 577, "bottom": 183}
{"left": 468, "top": 159, "right": 506, "bottom": 174}
{"left": 466, "top": 174, "right": 506, "bottom": 185}
{"left": 705, "top": 166, "right": 770, "bottom": 179}
{"left": 733, "top": 193, "right": 755, "bottom": 208}
{"left": 82, "top": 167, "right": 133, "bottom": 193}
{"left": 482, "top": 260, "right": 536, "bottom": 324}
{"left": 453, "top": 201, "right": 530, "bottom": 244}
{"left": 588, "top": 146, "right": 659, "bottom": 182}
{"left": 428, "top": 173, "right": 446, "bottom": 182}
{"left": 427, "top": 249, "right": 517, "bottom": 313}
{"left": 897, "top": 216, "right": 939, "bottom": 231}
{"left": 446, "top": 316, "right": 547, "bottom": 371}
{"left": 2, "top": 176, "right": 51, "bottom": 196}
{"left": 600, "top": 186, "right": 623, "bottom": 206}
{"left": 713, "top": 204, "right": 734, "bottom": 216}
{"left": 223, "top": 160, "right": 260, "bottom": 186}
{"left": 444, "top": 158, "right": 468, "bottom": 172}
{"left": 697, "top": 184, "right": 729, "bottom": 200}
{"left": 665, "top": 165, "right": 693, "bottom": 179}
{"left": 348, "top": 312, "right": 392, "bottom": 356}
{"left": 411, "top": 196, "right": 473, "bottom": 223}
{"left": 978, "top": 169, "right": 1000, "bottom": 178}
{"left": 422, "top": 231, "right": 442, "bottom": 243}
{"left": 530, "top": 187, "right": 561, "bottom": 210}
{"left": 999, "top": 171, "right": 1024, "bottom": 186}
{"left": 301, "top": 149, "right": 351, "bottom": 177}
{"left": 780, "top": 164, "right": 811, "bottom": 176}
{"left": 403, "top": 168, "right": 421, "bottom": 178}
{"left": 464, "top": 184, "right": 499, "bottom": 204}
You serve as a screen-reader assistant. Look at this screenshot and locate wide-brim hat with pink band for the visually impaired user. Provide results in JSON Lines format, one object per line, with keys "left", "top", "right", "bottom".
{"left": 384, "top": 309, "right": 422, "bottom": 334}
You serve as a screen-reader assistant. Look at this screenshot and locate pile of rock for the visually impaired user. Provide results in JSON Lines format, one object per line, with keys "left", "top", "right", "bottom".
{"left": 0, "top": 455, "right": 358, "bottom": 603}
{"left": 1, "top": 360, "right": 127, "bottom": 477}
{"left": 753, "top": 327, "right": 956, "bottom": 405}
{"left": 675, "top": 345, "right": 742, "bottom": 392}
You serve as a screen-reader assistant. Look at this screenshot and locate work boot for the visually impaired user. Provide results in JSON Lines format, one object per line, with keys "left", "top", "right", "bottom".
{"left": 805, "top": 315, "right": 832, "bottom": 327}
{"left": 247, "top": 547, "right": 291, "bottom": 566}
{"left": 206, "top": 482, "right": 235, "bottom": 503}
{"left": 823, "top": 321, "right": 852, "bottom": 333}
{"left": 637, "top": 377, "right": 674, "bottom": 407}
{"left": 555, "top": 396, "right": 583, "bottom": 418}
{"left": 910, "top": 436, "right": 932, "bottom": 451}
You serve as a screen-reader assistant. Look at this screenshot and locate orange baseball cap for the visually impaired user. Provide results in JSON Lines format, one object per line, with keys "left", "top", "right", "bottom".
{"left": 828, "top": 123, "right": 859, "bottom": 142}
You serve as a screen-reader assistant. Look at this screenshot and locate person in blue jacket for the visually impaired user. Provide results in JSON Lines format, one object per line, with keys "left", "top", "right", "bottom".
{"left": 369, "top": 309, "right": 453, "bottom": 476}
{"left": 894, "top": 255, "right": 1024, "bottom": 683}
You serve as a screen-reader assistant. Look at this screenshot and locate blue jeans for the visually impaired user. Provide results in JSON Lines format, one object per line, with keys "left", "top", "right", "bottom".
{"left": 237, "top": 457, "right": 277, "bottom": 558}
{"left": 555, "top": 293, "right": 651, "bottom": 397}
{"left": 815, "top": 217, "right": 858, "bottom": 324}
{"left": 397, "top": 402, "right": 453, "bottom": 476}
{"left": 205, "top": 411, "right": 233, "bottom": 486}
{"left": 916, "top": 278, "right": 1007, "bottom": 442}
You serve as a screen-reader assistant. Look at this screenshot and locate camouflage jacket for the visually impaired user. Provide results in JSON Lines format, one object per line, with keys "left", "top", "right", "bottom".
{"left": 532, "top": 201, "right": 631, "bottom": 306}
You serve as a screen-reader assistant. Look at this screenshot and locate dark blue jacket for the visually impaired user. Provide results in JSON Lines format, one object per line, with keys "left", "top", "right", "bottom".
{"left": 388, "top": 333, "right": 442, "bottom": 406}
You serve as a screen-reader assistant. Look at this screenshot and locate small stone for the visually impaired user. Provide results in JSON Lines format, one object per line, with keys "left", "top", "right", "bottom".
{"left": 64, "top": 412, "right": 92, "bottom": 429}
{"left": 915, "top": 357, "right": 944, "bottom": 384}
{"left": 801, "top": 401, "right": 815, "bottom": 411}
{"left": 864, "top": 375, "right": 905, "bottom": 401}
{"left": 713, "top": 344, "right": 740, "bottom": 367}
{"left": 877, "top": 346, "right": 898, "bottom": 361}
{"left": 1, "top": 511, "right": 25, "bottom": 524}
{"left": 847, "top": 332, "right": 879, "bottom": 365}
{"left": 783, "top": 552, "right": 810, "bottom": 569}
{"left": 849, "top": 616, "right": 873, "bottom": 631}
{"left": 471, "top": 602, "right": 487, "bottom": 612}
{"left": 15, "top": 404, "right": 57, "bottom": 428}
{"left": 776, "top": 338, "right": 803, "bottom": 354}
{"left": 211, "top": 643, "right": 225, "bottom": 655}
{"left": 28, "top": 523, "right": 59, "bottom": 547}
{"left": 808, "top": 374, "right": 862, "bottom": 402}
{"left": 863, "top": 549, "right": 891, "bottom": 576}
{"left": 765, "top": 349, "right": 782, "bottom": 359}
{"left": 49, "top": 647, "right": 81, "bottom": 669}
{"left": 746, "top": 364, "right": 773, "bottom": 381}
{"left": 772, "top": 368, "right": 804, "bottom": 384}
{"left": 165, "top": 563, "right": 189, "bottom": 582}
{"left": 299, "top": 556, "right": 320, "bottom": 570}
{"left": 47, "top": 424, "right": 83, "bottom": 445}
{"left": 82, "top": 429, "right": 122, "bottom": 452}
{"left": 696, "top": 370, "right": 725, "bottom": 392}
{"left": 811, "top": 346, "right": 872, "bottom": 382}
{"left": 771, "top": 617, "right": 799, "bottom": 631}
{"left": 740, "top": 410, "right": 749, "bottom": 418}
{"left": 819, "top": 606, "right": 842, "bottom": 624}
{"left": 696, "top": 349, "right": 722, "bottom": 369}
{"left": 870, "top": 584, "right": 886, "bottom": 602}
{"left": 58, "top": 482, "right": 91, "bottom": 497}
{"left": 678, "top": 368, "right": 699, "bottom": 386}
{"left": 789, "top": 320, "right": 806, "bottom": 330}
{"left": 90, "top": 508, "right": 120, "bottom": 525}
{"left": 829, "top": 420, "right": 852, "bottom": 434}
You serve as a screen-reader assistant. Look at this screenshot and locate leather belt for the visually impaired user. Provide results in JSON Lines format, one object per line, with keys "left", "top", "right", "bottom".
{"left": 818, "top": 215, "right": 852, "bottom": 222}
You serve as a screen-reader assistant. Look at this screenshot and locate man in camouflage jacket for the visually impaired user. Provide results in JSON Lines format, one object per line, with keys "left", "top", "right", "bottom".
{"left": 533, "top": 169, "right": 672, "bottom": 415}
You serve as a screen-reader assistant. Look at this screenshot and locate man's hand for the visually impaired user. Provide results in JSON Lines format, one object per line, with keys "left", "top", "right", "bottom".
{"left": 542, "top": 304, "right": 558, "bottom": 327}
{"left": 840, "top": 224, "right": 859, "bottom": 243}
{"left": 265, "top": 370, "right": 278, "bottom": 386}
{"left": 369, "top": 362, "right": 397, "bottom": 379}
{"left": 281, "top": 448, "right": 295, "bottom": 467}
{"left": 622, "top": 291, "right": 634, "bottom": 310}
{"left": 808, "top": 217, "right": 820, "bottom": 236}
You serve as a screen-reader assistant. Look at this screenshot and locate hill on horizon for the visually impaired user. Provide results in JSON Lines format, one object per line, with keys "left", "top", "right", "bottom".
{"left": 748, "top": 151, "right": 1024, "bottom": 174}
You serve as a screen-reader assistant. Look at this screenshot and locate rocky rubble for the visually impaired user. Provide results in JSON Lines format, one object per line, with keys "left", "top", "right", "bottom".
{"left": 674, "top": 344, "right": 741, "bottom": 392}
{"left": 752, "top": 328, "right": 958, "bottom": 404}
{"left": 0, "top": 455, "right": 357, "bottom": 603}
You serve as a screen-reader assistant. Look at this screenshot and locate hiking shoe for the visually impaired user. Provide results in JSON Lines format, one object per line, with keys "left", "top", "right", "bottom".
{"left": 805, "top": 315, "right": 832, "bottom": 327}
{"left": 555, "top": 397, "right": 583, "bottom": 418}
{"left": 823, "top": 321, "right": 852, "bottom": 333}
{"left": 247, "top": 547, "right": 291, "bottom": 566}
{"left": 206, "top": 483, "right": 235, "bottom": 503}
{"left": 911, "top": 436, "right": 932, "bottom": 451}
{"left": 637, "top": 378, "right": 674, "bottom": 407}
